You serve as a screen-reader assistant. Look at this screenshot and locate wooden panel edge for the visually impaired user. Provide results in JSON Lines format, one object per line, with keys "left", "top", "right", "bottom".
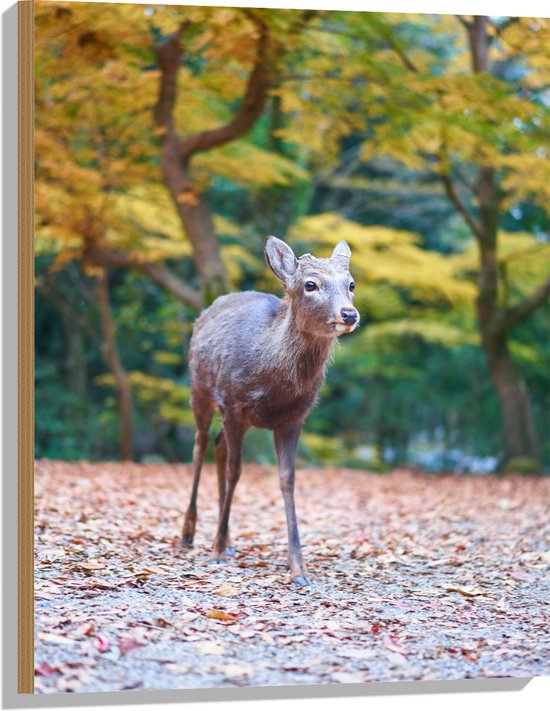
{"left": 18, "top": 0, "right": 35, "bottom": 695}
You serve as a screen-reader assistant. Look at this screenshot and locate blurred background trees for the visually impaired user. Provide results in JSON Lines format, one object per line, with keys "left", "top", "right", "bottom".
{"left": 35, "top": 3, "right": 550, "bottom": 472}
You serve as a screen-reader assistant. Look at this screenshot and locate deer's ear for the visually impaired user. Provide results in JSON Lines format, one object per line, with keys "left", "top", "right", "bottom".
{"left": 265, "top": 236, "right": 297, "bottom": 287}
{"left": 331, "top": 240, "right": 351, "bottom": 268}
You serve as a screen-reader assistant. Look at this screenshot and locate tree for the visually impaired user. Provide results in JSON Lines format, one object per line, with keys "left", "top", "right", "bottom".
{"left": 152, "top": 14, "right": 270, "bottom": 300}
{"left": 34, "top": 4, "right": 549, "bottom": 469}
{"left": 293, "top": 12, "right": 550, "bottom": 467}
{"left": 445, "top": 17, "right": 549, "bottom": 466}
{"left": 34, "top": 2, "right": 314, "bottom": 456}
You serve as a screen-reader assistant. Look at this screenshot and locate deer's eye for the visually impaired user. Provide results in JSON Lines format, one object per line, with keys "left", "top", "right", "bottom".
{"left": 305, "top": 281, "right": 318, "bottom": 292}
{"left": 349, "top": 282, "right": 355, "bottom": 292}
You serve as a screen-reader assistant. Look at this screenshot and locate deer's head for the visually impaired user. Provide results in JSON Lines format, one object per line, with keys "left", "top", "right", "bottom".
{"left": 265, "top": 236, "right": 359, "bottom": 338}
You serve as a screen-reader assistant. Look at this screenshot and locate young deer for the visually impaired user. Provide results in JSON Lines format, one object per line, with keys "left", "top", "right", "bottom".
{"left": 182, "top": 236, "right": 359, "bottom": 585}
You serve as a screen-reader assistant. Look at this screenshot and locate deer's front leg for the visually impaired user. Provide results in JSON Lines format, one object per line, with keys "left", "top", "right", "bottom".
{"left": 274, "top": 424, "right": 310, "bottom": 586}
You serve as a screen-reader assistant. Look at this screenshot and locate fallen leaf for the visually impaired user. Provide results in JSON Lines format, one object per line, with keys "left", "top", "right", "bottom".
{"left": 213, "top": 584, "right": 241, "bottom": 597}
{"left": 384, "top": 634, "right": 407, "bottom": 655}
{"left": 152, "top": 617, "right": 172, "bottom": 628}
{"left": 74, "top": 561, "right": 106, "bottom": 572}
{"left": 119, "top": 637, "right": 146, "bottom": 656}
{"left": 166, "top": 663, "right": 191, "bottom": 674}
{"left": 462, "top": 648, "right": 479, "bottom": 662}
{"left": 195, "top": 641, "right": 225, "bottom": 655}
{"left": 34, "top": 662, "right": 58, "bottom": 677}
{"left": 93, "top": 635, "right": 111, "bottom": 652}
{"left": 75, "top": 623, "right": 95, "bottom": 636}
{"left": 56, "top": 677, "right": 82, "bottom": 693}
{"left": 444, "top": 585, "right": 488, "bottom": 597}
{"left": 205, "top": 609, "right": 239, "bottom": 621}
{"left": 220, "top": 662, "right": 254, "bottom": 678}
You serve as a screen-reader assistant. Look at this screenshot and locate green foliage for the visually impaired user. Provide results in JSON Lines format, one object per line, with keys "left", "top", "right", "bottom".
{"left": 500, "top": 457, "right": 544, "bottom": 475}
{"left": 34, "top": 4, "right": 549, "bottom": 471}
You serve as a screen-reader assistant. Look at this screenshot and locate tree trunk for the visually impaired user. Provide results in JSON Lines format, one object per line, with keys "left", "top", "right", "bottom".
{"left": 158, "top": 134, "right": 228, "bottom": 301}
{"left": 153, "top": 19, "right": 274, "bottom": 302}
{"left": 466, "top": 19, "right": 541, "bottom": 468}
{"left": 97, "top": 271, "right": 134, "bottom": 461}
{"left": 63, "top": 310, "right": 87, "bottom": 397}
{"left": 484, "top": 334, "right": 539, "bottom": 462}
{"left": 475, "top": 167, "right": 540, "bottom": 466}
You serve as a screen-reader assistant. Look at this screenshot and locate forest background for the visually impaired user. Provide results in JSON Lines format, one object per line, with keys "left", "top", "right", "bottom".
{"left": 34, "top": 1, "right": 550, "bottom": 474}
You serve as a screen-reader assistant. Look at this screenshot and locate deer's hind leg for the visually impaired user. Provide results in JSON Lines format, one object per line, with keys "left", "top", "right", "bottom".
{"left": 214, "top": 429, "right": 234, "bottom": 556}
{"left": 211, "top": 413, "right": 247, "bottom": 563}
{"left": 182, "top": 388, "right": 215, "bottom": 547}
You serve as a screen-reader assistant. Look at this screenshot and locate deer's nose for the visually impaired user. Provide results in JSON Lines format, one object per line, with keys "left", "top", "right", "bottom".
{"left": 341, "top": 308, "right": 358, "bottom": 325}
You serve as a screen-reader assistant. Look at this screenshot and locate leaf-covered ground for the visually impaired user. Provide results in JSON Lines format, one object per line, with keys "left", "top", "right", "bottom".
{"left": 34, "top": 461, "right": 550, "bottom": 694}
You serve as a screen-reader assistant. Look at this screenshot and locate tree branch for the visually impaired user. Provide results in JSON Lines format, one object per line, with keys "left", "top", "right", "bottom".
{"left": 380, "top": 29, "right": 419, "bottom": 73}
{"left": 456, "top": 15, "right": 471, "bottom": 30}
{"left": 494, "top": 275, "right": 550, "bottom": 335}
{"left": 86, "top": 245, "right": 203, "bottom": 310}
{"left": 493, "top": 16, "right": 520, "bottom": 38}
{"left": 178, "top": 21, "right": 272, "bottom": 161}
{"left": 153, "top": 22, "right": 189, "bottom": 132}
{"left": 441, "top": 172, "right": 484, "bottom": 240}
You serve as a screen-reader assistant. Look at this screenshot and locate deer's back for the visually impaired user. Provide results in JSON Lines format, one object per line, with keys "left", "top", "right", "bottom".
{"left": 189, "top": 290, "right": 280, "bottom": 392}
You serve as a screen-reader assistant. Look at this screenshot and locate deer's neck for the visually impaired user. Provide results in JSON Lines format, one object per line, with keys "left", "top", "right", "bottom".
{"left": 261, "top": 299, "right": 336, "bottom": 388}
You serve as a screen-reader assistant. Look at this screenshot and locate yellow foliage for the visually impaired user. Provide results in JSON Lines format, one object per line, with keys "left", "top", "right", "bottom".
{"left": 498, "top": 154, "right": 550, "bottom": 210}
{"left": 300, "top": 432, "right": 343, "bottom": 464}
{"left": 153, "top": 351, "right": 183, "bottom": 366}
{"left": 95, "top": 371, "right": 194, "bottom": 427}
{"left": 290, "top": 213, "right": 477, "bottom": 305}
{"left": 359, "top": 319, "right": 478, "bottom": 349}
{"left": 221, "top": 244, "right": 264, "bottom": 287}
{"left": 194, "top": 142, "right": 309, "bottom": 190}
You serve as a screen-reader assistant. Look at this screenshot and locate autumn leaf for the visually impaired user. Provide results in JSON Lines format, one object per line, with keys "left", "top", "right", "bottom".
{"left": 384, "top": 634, "right": 407, "bottom": 655}
{"left": 218, "top": 662, "right": 254, "bottom": 679}
{"left": 444, "top": 584, "right": 488, "bottom": 597}
{"left": 166, "top": 663, "right": 191, "bottom": 674}
{"left": 35, "top": 662, "right": 58, "bottom": 677}
{"left": 33, "top": 459, "right": 550, "bottom": 692}
{"left": 93, "top": 635, "right": 111, "bottom": 652}
{"left": 205, "top": 609, "right": 239, "bottom": 621}
{"left": 75, "top": 623, "right": 95, "bottom": 636}
{"left": 73, "top": 561, "right": 106, "bottom": 572}
{"left": 213, "top": 584, "right": 241, "bottom": 597}
{"left": 119, "top": 637, "right": 147, "bottom": 656}
{"left": 195, "top": 641, "right": 225, "bottom": 655}
{"left": 461, "top": 647, "right": 479, "bottom": 662}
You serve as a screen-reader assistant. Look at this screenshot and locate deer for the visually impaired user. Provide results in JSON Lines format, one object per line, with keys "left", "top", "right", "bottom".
{"left": 182, "top": 236, "right": 359, "bottom": 585}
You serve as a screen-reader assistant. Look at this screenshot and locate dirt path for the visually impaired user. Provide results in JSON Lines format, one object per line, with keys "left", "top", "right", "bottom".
{"left": 34, "top": 461, "right": 550, "bottom": 693}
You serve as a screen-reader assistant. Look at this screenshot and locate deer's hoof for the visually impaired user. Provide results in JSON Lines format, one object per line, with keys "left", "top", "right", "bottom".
{"left": 181, "top": 535, "right": 194, "bottom": 547}
{"left": 209, "top": 550, "right": 226, "bottom": 564}
{"left": 292, "top": 575, "right": 311, "bottom": 586}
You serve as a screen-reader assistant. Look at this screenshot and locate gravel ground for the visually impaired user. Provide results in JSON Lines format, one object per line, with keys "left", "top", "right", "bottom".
{"left": 34, "top": 461, "right": 550, "bottom": 694}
